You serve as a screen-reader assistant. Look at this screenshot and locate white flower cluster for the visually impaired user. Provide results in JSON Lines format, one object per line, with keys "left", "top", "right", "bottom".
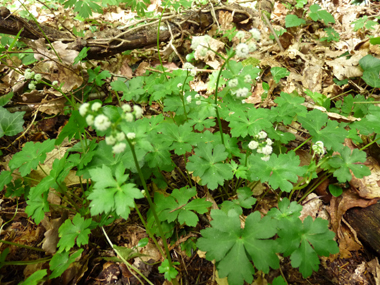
{"left": 248, "top": 131, "right": 273, "bottom": 161}
{"left": 312, "top": 141, "right": 325, "bottom": 156}
{"left": 249, "top": 28, "right": 261, "bottom": 41}
{"left": 236, "top": 43, "right": 249, "bottom": 59}
{"left": 25, "top": 69, "right": 44, "bottom": 90}
{"left": 235, "top": 31, "right": 246, "bottom": 39}
{"left": 191, "top": 35, "right": 212, "bottom": 58}
{"left": 183, "top": 62, "right": 197, "bottom": 76}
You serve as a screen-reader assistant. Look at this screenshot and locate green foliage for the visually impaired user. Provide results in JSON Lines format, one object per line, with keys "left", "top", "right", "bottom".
{"left": 352, "top": 16, "right": 378, "bottom": 31}
{"left": 308, "top": 4, "right": 335, "bottom": 24}
{"left": 88, "top": 163, "right": 144, "bottom": 219}
{"left": 58, "top": 213, "right": 92, "bottom": 252}
{"left": 49, "top": 249, "right": 83, "bottom": 279}
{"left": 271, "top": 67, "right": 290, "bottom": 84}
{"left": 248, "top": 152, "right": 306, "bottom": 193}
{"left": 327, "top": 147, "right": 371, "bottom": 183}
{"left": 359, "top": 54, "right": 380, "bottom": 88}
{"left": 320, "top": 27, "right": 340, "bottom": 42}
{"left": 9, "top": 139, "right": 55, "bottom": 176}
{"left": 58, "top": 0, "right": 102, "bottom": 18}
{"left": 88, "top": 66, "right": 111, "bottom": 87}
{"left": 19, "top": 270, "right": 47, "bottom": 285}
{"left": 158, "top": 259, "right": 180, "bottom": 280}
{"left": 155, "top": 187, "right": 212, "bottom": 226}
{"left": 285, "top": 15, "right": 306, "bottom": 27}
{"left": 197, "top": 210, "right": 279, "bottom": 285}
{"left": 187, "top": 143, "right": 233, "bottom": 190}
{"left": 0, "top": 106, "right": 25, "bottom": 138}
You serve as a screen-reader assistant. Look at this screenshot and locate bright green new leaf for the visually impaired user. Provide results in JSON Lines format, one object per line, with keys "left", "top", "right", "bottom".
{"left": 49, "top": 249, "right": 83, "bottom": 279}
{"left": 19, "top": 269, "right": 47, "bottom": 285}
{"left": 271, "top": 67, "right": 290, "bottom": 84}
{"left": 25, "top": 185, "right": 50, "bottom": 225}
{"left": 248, "top": 152, "right": 306, "bottom": 193}
{"left": 197, "top": 210, "right": 279, "bottom": 285}
{"left": 309, "top": 4, "right": 335, "bottom": 24}
{"left": 285, "top": 15, "right": 306, "bottom": 28}
{"left": 0, "top": 106, "right": 25, "bottom": 138}
{"left": 158, "top": 259, "right": 180, "bottom": 281}
{"left": 328, "top": 147, "right": 370, "bottom": 182}
{"left": 9, "top": 139, "right": 55, "bottom": 176}
{"left": 88, "top": 163, "right": 144, "bottom": 220}
{"left": 58, "top": 213, "right": 92, "bottom": 252}
{"left": 187, "top": 143, "right": 233, "bottom": 190}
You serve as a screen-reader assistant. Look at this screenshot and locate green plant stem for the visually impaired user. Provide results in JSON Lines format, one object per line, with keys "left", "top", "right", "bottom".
{"left": 298, "top": 173, "right": 331, "bottom": 203}
{"left": 133, "top": 202, "right": 165, "bottom": 257}
{"left": 101, "top": 227, "right": 153, "bottom": 285}
{"left": 360, "top": 135, "right": 380, "bottom": 151}
{"left": 0, "top": 239, "right": 45, "bottom": 252}
{"left": 126, "top": 139, "right": 179, "bottom": 285}
{"left": 182, "top": 154, "right": 193, "bottom": 187}
{"left": 293, "top": 137, "right": 312, "bottom": 152}
{"left": 2, "top": 257, "right": 51, "bottom": 265}
{"left": 214, "top": 51, "right": 235, "bottom": 146}
{"left": 180, "top": 72, "right": 189, "bottom": 121}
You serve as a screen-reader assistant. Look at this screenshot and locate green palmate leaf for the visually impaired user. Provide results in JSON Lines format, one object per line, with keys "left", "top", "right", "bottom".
{"left": 352, "top": 105, "right": 380, "bottom": 135}
{"left": 159, "top": 122, "right": 200, "bottom": 155}
{"left": 49, "top": 249, "right": 83, "bottom": 279}
{"left": 158, "top": 259, "right": 180, "bottom": 281}
{"left": 220, "top": 187, "right": 257, "bottom": 215}
{"left": 145, "top": 139, "right": 174, "bottom": 171}
{"left": 187, "top": 143, "right": 233, "bottom": 190}
{"left": 58, "top": 213, "right": 92, "bottom": 252}
{"left": 19, "top": 269, "right": 47, "bottom": 285}
{"left": 88, "top": 163, "right": 143, "bottom": 220}
{"left": 266, "top": 198, "right": 302, "bottom": 225}
{"left": 25, "top": 186, "right": 50, "bottom": 225}
{"left": 271, "top": 67, "right": 290, "bottom": 84}
{"left": 56, "top": 110, "right": 86, "bottom": 145}
{"left": 327, "top": 146, "right": 370, "bottom": 182}
{"left": 0, "top": 171, "right": 12, "bottom": 192}
{"left": 112, "top": 77, "right": 146, "bottom": 102}
{"left": 197, "top": 210, "right": 279, "bottom": 285}
{"left": 225, "top": 107, "right": 273, "bottom": 138}
{"left": 359, "top": 54, "right": 380, "bottom": 88}
{"left": 272, "top": 92, "right": 307, "bottom": 125}
{"left": 309, "top": 4, "right": 335, "bottom": 24}
{"left": 272, "top": 276, "right": 287, "bottom": 285}
{"left": 155, "top": 187, "right": 212, "bottom": 227}
{"left": 0, "top": 92, "right": 13, "bottom": 106}
{"left": 277, "top": 216, "right": 339, "bottom": 278}
{"left": 88, "top": 67, "right": 111, "bottom": 87}
{"left": 9, "top": 139, "right": 55, "bottom": 176}
{"left": 285, "top": 15, "right": 306, "bottom": 28}
{"left": 0, "top": 106, "right": 25, "bottom": 138}
{"left": 248, "top": 152, "right": 306, "bottom": 193}
{"left": 298, "top": 109, "right": 347, "bottom": 151}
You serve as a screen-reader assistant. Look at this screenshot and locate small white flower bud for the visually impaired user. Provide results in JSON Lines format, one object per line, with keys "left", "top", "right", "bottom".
{"left": 91, "top": 102, "right": 102, "bottom": 111}
{"left": 127, "top": 132, "right": 136, "bottom": 140}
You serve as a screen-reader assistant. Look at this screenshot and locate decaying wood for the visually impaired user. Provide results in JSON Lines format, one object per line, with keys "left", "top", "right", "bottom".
{"left": 0, "top": 3, "right": 263, "bottom": 60}
{"left": 345, "top": 202, "right": 380, "bottom": 255}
